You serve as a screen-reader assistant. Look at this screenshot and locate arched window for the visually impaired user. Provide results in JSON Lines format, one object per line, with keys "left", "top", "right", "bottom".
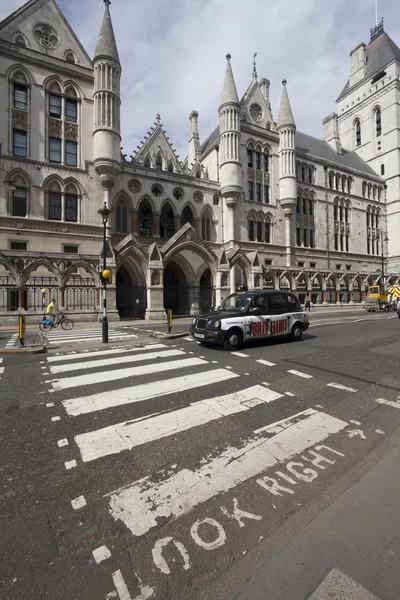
{"left": 195, "top": 168, "right": 201, "bottom": 178}
{"left": 143, "top": 155, "right": 151, "bottom": 168}
{"left": 65, "top": 52, "right": 75, "bottom": 64}
{"left": 381, "top": 164, "right": 385, "bottom": 176}
{"left": 9, "top": 171, "right": 30, "bottom": 218}
{"left": 64, "top": 182, "right": 79, "bottom": 223}
{"left": 375, "top": 108, "right": 381, "bottom": 137}
{"left": 248, "top": 213, "right": 256, "bottom": 241}
{"left": 362, "top": 182, "right": 367, "bottom": 197}
{"left": 181, "top": 205, "right": 194, "bottom": 227}
{"left": 155, "top": 153, "right": 162, "bottom": 170}
{"left": 355, "top": 119, "right": 361, "bottom": 147}
{"left": 115, "top": 198, "right": 128, "bottom": 233}
{"left": 167, "top": 160, "right": 174, "bottom": 172}
{"left": 15, "top": 35, "right": 26, "bottom": 47}
{"left": 138, "top": 199, "right": 152, "bottom": 237}
{"left": 160, "top": 202, "right": 175, "bottom": 239}
{"left": 329, "top": 172, "right": 334, "bottom": 188}
{"left": 265, "top": 215, "right": 272, "bottom": 244}
{"left": 201, "top": 216, "right": 211, "bottom": 241}
{"left": 46, "top": 178, "right": 62, "bottom": 221}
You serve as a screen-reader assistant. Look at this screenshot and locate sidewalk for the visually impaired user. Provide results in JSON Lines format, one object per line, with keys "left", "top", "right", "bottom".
{"left": 230, "top": 444, "right": 400, "bottom": 599}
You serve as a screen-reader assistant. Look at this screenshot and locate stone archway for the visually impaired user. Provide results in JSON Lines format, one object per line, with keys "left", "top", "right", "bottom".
{"left": 116, "top": 264, "right": 147, "bottom": 319}
{"left": 163, "top": 261, "right": 188, "bottom": 316}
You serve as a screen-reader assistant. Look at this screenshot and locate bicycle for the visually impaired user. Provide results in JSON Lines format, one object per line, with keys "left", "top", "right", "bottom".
{"left": 39, "top": 312, "right": 74, "bottom": 332}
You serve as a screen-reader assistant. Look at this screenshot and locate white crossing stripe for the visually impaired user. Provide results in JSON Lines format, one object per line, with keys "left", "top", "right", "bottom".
{"left": 0, "top": 358, "right": 3, "bottom": 363}
{"left": 107, "top": 410, "right": 348, "bottom": 537}
{"left": 257, "top": 359, "right": 276, "bottom": 367}
{"left": 376, "top": 398, "right": 400, "bottom": 410}
{"left": 47, "top": 343, "right": 166, "bottom": 363}
{"left": 254, "top": 408, "right": 316, "bottom": 434}
{"left": 231, "top": 352, "right": 249, "bottom": 358}
{"left": 327, "top": 382, "right": 358, "bottom": 392}
{"left": 63, "top": 368, "right": 239, "bottom": 416}
{"left": 75, "top": 385, "right": 283, "bottom": 462}
{"left": 92, "top": 545, "right": 111, "bottom": 564}
{"left": 288, "top": 369, "right": 313, "bottom": 378}
{"left": 49, "top": 349, "right": 185, "bottom": 374}
{"left": 0, "top": 366, "right": 4, "bottom": 375}
{"left": 51, "top": 357, "right": 207, "bottom": 391}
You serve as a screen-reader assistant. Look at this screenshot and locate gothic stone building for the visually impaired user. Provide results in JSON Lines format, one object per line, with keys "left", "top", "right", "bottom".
{"left": 0, "top": 1, "right": 398, "bottom": 322}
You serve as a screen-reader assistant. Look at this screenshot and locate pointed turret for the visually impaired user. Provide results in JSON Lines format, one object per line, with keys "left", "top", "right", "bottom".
{"left": 277, "top": 80, "right": 297, "bottom": 267}
{"left": 219, "top": 54, "right": 242, "bottom": 245}
{"left": 94, "top": 0, "right": 120, "bottom": 64}
{"left": 220, "top": 53, "right": 240, "bottom": 107}
{"left": 277, "top": 80, "right": 295, "bottom": 129}
{"left": 93, "top": 0, "right": 122, "bottom": 186}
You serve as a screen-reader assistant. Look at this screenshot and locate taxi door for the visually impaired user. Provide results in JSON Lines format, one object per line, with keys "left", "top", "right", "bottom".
{"left": 267, "top": 293, "right": 291, "bottom": 337}
{"left": 244, "top": 294, "right": 270, "bottom": 341}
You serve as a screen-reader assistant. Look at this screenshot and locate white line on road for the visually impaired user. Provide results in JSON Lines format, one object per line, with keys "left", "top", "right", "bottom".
{"left": 112, "top": 569, "right": 154, "bottom": 600}
{"left": 46, "top": 344, "right": 166, "bottom": 363}
{"left": 376, "top": 398, "right": 400, "bottom": 410}
{"left": 288, "top": 369, "right": 313, "bottom": 378}
{"left": 75, "top": 385, "right": 284, "bottom": 462}
{"left": 51, "top": 357, "right": 207, "bottom": 391}
{"left": 62, "top": 368, "right": 239, "bottom": 416}
{"left": 254, "top": 408, "right": 316, "bottom": 434}
{"left": 0, "top": 366, "right": 4, "bottom": 375}
{"left": 327, "top": 382, "right": 358, "bottom": 392}
{"left": 57, "top": 439, "right": 69, "bottom": 447}
{"left": 49, "top": 349, "right": 185, "bottom": 374}
{"left": 71, "top": 495, "right": 86, "bottom": 510}
{"left": 231, "top": 352, "right": 249, "bottom": 358}
{"left": 65, "top": 460, "right": 77, "bottom": 470}
{"left": 257, "top": 359, "right": 276, "bottom": 367}
{"left": 92, "top": 545, "right": 111, "bottom": 564}
{"left": 107, "top": 410, "right": 348, "bottom": 537}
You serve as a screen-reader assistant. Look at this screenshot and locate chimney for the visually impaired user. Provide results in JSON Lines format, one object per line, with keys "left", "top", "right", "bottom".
{"left": 259, "top": 78, "right": 270, "bottom": 108}
{"left": 188, "top": 110, "right": 200, "bottom": 167}
{"left": 323, "top": 113, "right": 342, "bottom": 155}
{"left": 349, "top": 42, "right": 366, "bottom": 88}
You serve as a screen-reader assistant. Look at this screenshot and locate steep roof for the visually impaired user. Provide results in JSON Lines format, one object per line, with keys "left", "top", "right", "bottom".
{"left": 94, "top": 1, "right": 120, "bottom": 64}
{"left": 200, "top": 125, "right": 220, "bottom": 156}
{"left": 295, "top": 131, "right": 378, "bottom": 176}
{"left": 220, "top": 54, "right": 239, "bottom": 106}
{"left": 338, "top": 27, "right": 400, "bottom": 100}
{"left": 277, "top": 81, "right": 295, "bottom": 129}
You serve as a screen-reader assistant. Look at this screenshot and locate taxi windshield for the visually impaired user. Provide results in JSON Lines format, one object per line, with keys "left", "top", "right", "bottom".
{"left": 220, "top": 293, "right": 253, "bottom": 312}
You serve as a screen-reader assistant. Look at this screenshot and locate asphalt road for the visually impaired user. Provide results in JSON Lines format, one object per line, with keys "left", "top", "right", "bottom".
{"left": 1, "top": 315, "right": 400, "bottom": 600}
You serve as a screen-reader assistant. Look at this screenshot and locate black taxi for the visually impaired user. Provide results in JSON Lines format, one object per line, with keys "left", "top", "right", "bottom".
{"left": 190, "top": 289, "right": 309, "bottom": 350}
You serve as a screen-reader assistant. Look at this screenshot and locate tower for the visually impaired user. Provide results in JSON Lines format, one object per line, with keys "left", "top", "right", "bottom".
{"left": 93, "top": 0, "right": 121, "bottom": 203}
{"left": 219, "top": 54, "right": 241, "bottom": 254}
{"left": 277, "top": 80, "right": 297, "bottom": 267}
{"left": 188, "top": 110, "right": 201, "bottom": 168}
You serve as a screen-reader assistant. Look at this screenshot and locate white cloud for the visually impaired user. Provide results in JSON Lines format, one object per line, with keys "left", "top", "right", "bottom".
{"left": 2, "top": 0, "right": 400, "bottom": 160}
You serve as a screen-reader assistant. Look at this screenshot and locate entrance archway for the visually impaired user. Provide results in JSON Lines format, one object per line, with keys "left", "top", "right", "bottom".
{"left": 116, "top": 265, "right": 147, "bottom": 319}
{"left": 163, "top": 262, "right": 188, "bottom": 315}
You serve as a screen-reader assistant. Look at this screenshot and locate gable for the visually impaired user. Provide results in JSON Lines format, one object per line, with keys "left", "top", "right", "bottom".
{"left": 0, "top": 0, "right": 93, "bottom": 69}
{"left": 133, "top": 121, "right": 183, "bottom": 173}
{"left": 240, "top": 79, "right": 277, "bottom": 132}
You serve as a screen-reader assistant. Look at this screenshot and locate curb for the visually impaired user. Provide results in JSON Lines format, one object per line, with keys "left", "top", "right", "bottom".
{"left": 0, "top": 346, "right": 47, "bottom": 355}
{"left": 150, "top": 332, "right": 189, "bottom": 340}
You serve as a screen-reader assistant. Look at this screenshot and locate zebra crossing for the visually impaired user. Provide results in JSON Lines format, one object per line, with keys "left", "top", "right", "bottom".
{"left": 0, "top": 358, "right": 3, "bottom": 381}
{"left": 42, "top": 326, "right": 138, "bottom": 345}
{"left": 4, "top": 333, "right": 18, "bottom": 347}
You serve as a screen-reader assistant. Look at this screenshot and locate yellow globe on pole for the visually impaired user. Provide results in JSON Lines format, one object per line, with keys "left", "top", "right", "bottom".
{"left": 102, "top": 269, "right": 112, "bottom": 280}
{"left": 41, "top": 288, "right": 47, "bottom": 295}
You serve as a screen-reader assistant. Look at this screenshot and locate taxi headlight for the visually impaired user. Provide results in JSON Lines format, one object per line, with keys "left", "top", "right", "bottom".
{"left": 213, "top": 320, "right": 220, "bottom": 329}
{"left": 192, "top": 318, "right": 196, "bottom": 325}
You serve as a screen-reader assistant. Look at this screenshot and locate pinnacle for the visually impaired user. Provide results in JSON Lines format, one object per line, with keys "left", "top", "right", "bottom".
{"left": 94, "top": 1, "right": 120, "bottom": 64}
{"left": 277, "top": 80, "right": 295, "bottom": 129}
{"left": 220, "top": 54, "right": 239, "bottom": 107}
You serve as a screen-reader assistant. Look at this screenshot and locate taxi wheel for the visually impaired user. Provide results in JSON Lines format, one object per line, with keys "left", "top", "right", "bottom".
{"left": 290, "top": 323, "right": 303, "bottom": 342}
{"left": 223, "top": 329, "right": 243, "bottom": 351}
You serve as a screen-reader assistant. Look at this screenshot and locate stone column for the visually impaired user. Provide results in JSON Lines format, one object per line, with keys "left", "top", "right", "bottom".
{"left": 131, "top": 209, "right": 138, "bottom": 236}
{"left": 349, "top": 291, "right": 353, "bottom": 304}
{"left": 175, "top": 214, "right": 181, "bottom": 231}
{"left": 153, "top": 212, "right": 160, "bottom": 237}
{"left": 100, "top": 176, "right": 115, "bottom": 240}
{"left": 59, "top": 288, "right": 65, "bottom": 310}
{"left": 215, "top": 270, "right": 222, "bottom": 308}
{"left": 336, "top": 291, "right": 341, "bottom": 304}
{"left": 18, "top": 289, "right": 25, "bottom": 311}
{"left": 284, "top": 214, "right": 292, "bottom": 267}
{"left": 322, "top": 290, "right": 327, "bottom": 304}
{"left": 230, "top": 264, "right": 236, "bottom": 295}
{"left": 361, "top": 290, "right": 365, "bottom": 303}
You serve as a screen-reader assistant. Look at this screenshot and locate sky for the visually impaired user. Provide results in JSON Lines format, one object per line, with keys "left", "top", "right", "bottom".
{"left": 1, "top": 0, "right": 399, "bottom": 162}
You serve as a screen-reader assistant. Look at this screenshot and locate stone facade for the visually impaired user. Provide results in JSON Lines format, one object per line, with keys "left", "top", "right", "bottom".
{"left": 0, "top": 2, "right": 399, "bottom": 323}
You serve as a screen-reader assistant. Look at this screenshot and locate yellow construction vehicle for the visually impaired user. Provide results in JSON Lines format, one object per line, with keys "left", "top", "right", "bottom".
{"left": 365, "top": 285, "right": 389, "bottom": 312}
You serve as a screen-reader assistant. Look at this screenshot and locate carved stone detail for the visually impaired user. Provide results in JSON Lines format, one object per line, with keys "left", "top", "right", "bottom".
{"left": 48, "top": 117, "right": 62, "bottom": 133}
{"left": 248, "top": 168, "right": 255, "bottom": 182}
{"left": 128, "top": 179, "right": 141, "bottom": 193}
{"left": 33, "top": 24, "right": 60, "bottom": 49}
{"left": 151, "top": 270, "right": 160, "bottom": 286}
{"left": 193, "top": 191, "right": 203, "bottom": 203}
{"left": 12, "top": 109, "right": 28, "bottom": 128}
{"left": 65, "top": 121, "right": 78, "bottom": 137}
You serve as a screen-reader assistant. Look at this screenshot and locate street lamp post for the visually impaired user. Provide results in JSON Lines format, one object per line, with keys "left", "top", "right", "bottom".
{"left": 97, "top": 201, "right": 112, "bottom": 343}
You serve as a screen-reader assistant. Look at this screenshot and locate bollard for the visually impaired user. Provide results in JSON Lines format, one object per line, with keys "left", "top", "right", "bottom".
{"left": 167, "top": 308, "right": 173, "bottom": 333}
{"left": 19, "top": 314, "right": 25, "bottom": 347}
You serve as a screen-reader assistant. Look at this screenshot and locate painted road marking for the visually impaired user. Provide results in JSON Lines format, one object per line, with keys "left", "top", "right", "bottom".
{"left": 71, "top": 495, "right": 87, "bottom": 510}
{"left": 62, "top": 369, "right": 239, "bottom": 416}
{"left": 75, "top": 385, "right": 284, "bottom": 462}
{"left": 327, "top": 382, "right": 358, "bottom": 392}
{"left": 254, "top": 408, "right": 316, "bottom": 435}
{"left": 376, "top": 398, "right": 400, "bottom": 410}
{"left": 49, "top": 349, "right": 185, "bottom": 374}
{"left": 0, "top": 366, "right": 4, "bottom": 375}
{"left": 46, "top": 344, "right": 166, "bottom": 363}
{"left": 57, "top": 439, "right": 69, "bottom": 447}
{"left": 107, "top": 411, "right": 348, "bottom": 537}
{"left": 184, "top": 337, "right": 194, "bottom": 341}
{"left": 92, "top": 545, "right": 111, "bottom": 564}
{"left": 65, "top": 460, "right": 77, "bottom": 470}
{"left": 231, "top": 352, "right": 249, "bottom": 358}
{"left": 257, "top": 359, "right": 276, "bottom": 367}
{"left": 285, "top": 391, "right": 295, "bottom": 397}
{"left": 51, "top": 357, "right": 207, "bottom": 391}
{"left": 51, "top": 416, "right": 61, "bottom": 422}
{"left": 46, "top": 402, "right": 54, "bottom": 407}
{"left": 288, "top": 369, "right": 313, "bottom": 379}
{"left": 112, "top": 569, "right": 154, "bottom": 600}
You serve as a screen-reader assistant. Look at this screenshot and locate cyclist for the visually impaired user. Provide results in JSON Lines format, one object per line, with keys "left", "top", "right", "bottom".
{"left": 46, "top": 298, "right": 60, "bottom": 325}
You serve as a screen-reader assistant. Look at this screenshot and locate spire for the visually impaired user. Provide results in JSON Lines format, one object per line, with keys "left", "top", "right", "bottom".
{"left": 277, "top": 80, "right": 295, "bottom": 129}
{"left": 94, "top": 0, "right": 120, "bottom": 64}
{"left": 220, "top": 54, "right": 239, "bottom": 107}
{"left": 253, "top": 52, "right": 258, "bottom": 80}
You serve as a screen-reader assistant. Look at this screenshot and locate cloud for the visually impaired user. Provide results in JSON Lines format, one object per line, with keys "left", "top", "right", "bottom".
{"left": 2, "top": 0, "right": 400, "bottom": 161}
